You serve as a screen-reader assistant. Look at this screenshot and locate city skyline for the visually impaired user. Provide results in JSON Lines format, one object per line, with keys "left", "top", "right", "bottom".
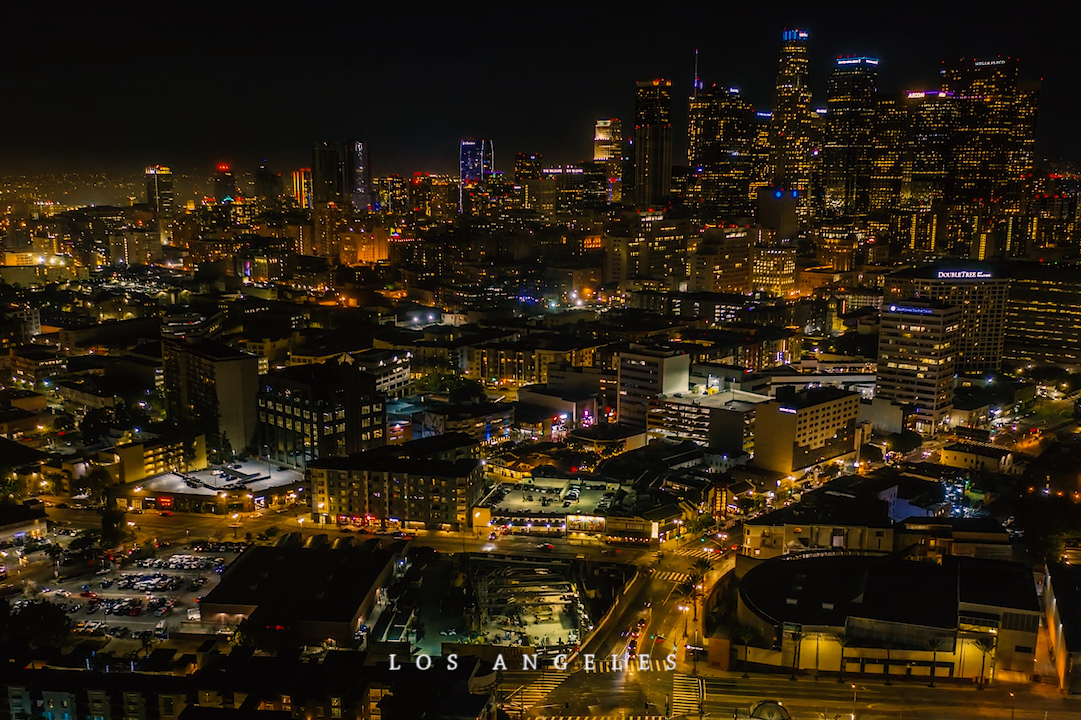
{"left": 0, "top": 1, "right": 1076, "bottom": 177}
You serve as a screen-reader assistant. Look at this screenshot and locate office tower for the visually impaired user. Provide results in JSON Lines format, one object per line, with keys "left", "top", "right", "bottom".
{"left": 748, "top": 111, "right": 775, "bottom": 207}
{"left": 214, "top": 164, "right": 237, "bottom": 202}
{"left": 868, "top": 94, "right": 907, "bottom": 211}
{"left": 162, "top": 337, "right": 259, "bottom": 454}
{"left": 258, "top": 357, "right": 385, "bottom": 468}
{"left": 686, "top": 85, "right": 755, "bottom": 222}
{"left": 458, "top": 138, "right": 493, "bottom": 213}
{"left": 754, "top": 388, "right": 861, "bottom": 474}
{"left": 617, "top": 345, "right": 689, "bottom": 430}
{"left": 145, "top": 165, "right": 174, "bottom": 219}
{"left": 876, "top": 300, "right": 961, "bottom": 436}
{"left": 593, "top": 119, "right": 624, "bottom": 203}
{"left": 1004, "top": 263, "right": 1081, "bottom": 368}
{"left": 633, "top": 79, "right": 673, "bottom": 208}
{"left": 513, "top": 152, "right": 543, "bottom": 183}
{"left": 901, "top": 90, "right": 958, "bottom": 205}
{"left": 751, "top": 242, "right": 797, "bottom": 296}
{"left": 313, "top": 141, "right": 345, "bottom": 204}
{"left": 254, "top": 161, "right": 283, "bottom": 203}
{"left": 941, "top": 57, "right": 1038, "bottom": 212}
{"left": 769, "top": 29, "right": 815, "bottom": 217}
{"left": 885, "top": 264, "right": 1010, "bottom": 373}
{"left": 291, "top": 168, "right": 314, "bottom": 209}
{"left": 347, "top": 140, "right": 374, "bottom": 211}
{"left": 688, "top": 226, "right": 753, "bottom": 294}
{"left": 823, "top": 57, "right": 879, "bottom": 215}
{"left": 373, "top": 175, "right": 409, "bottom": 214}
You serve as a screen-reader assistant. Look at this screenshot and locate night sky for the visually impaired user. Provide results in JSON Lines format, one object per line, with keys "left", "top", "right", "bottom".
{"left": 2, "top": 1, "right": 1078, "bottom": 178}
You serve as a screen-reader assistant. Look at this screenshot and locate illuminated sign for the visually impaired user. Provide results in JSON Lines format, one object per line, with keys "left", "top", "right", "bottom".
{"left": 779, "top": 407, "right": 797, "bottom": 414}
{"left": 974, "top": 60, "right": 1007, "bottom": 67}
{"left": 937, "top": 270, "right": 992, "bottom": 279}
{"left": 889, "top": 305, "right": 934, "bottom": 315}
{"left": 836, "top": 57, "right": 879, "bottom": 66}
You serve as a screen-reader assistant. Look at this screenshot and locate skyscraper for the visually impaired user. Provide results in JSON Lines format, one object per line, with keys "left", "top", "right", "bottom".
{"left": 902, "top": 89, "right": 958, "bottom": 205}
{"left": 633, "top": 80, "right": 673, "bottom": 208}
{"left": 769, "top": 29, "right": 815, "bottom": 217}
{"left": 823, "top": 57, "right": 879, "bottom": 215}
{"left": 686, "top": 85, "right": 755, "bottom": 222}
{"left": 145, "top": 165, "right": 174, "bottom": 219}
{"left": 347, "top": 141, "right": 374, "bottom": 211}
{"left": 593, "top": 119, "right": 624, "bottom": 203}
{"left": 513, "top": 152, "right": 542, "bottom": 183}
{"left": 254, "top": 161, "right": 282, "bottom": 204}
{"left": 291, "top": 168, "right": 314, "bottom": 209}
{"left": 214, "top": 164, "right": 237, "bottom": 203}
{"left": 458, "top": 139, "right": 494, "bottom": 212}
{"left": 313, "top": 141, "right": 345, "bottom": 204}
{"left": 876, "top": 300, "right": 961, "bottom": 436}
{"left": 941, "top": 57, "right": 1038, "bottom": 213}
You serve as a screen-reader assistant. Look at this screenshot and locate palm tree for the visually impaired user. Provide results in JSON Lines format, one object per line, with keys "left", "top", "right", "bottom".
{"left": 928, "top": 637, "right": 948, "bottom": 687}
{"left": 836, "top": 633, "right": 851, "bottom": 683}
{"left": 692, "top": 556, "right": 714, "bottom": 577}
{"left": 789, "top": 630, "right": 804, "bottom": 680}
{"left": 686, "top": 571, "right": 705, "bottom": 620}
{"left": 731, "top": 623, "right": 751, "bottom": 678}
{"left": 975, "top": 637, "right": 996, "bottom": 689}
{"left": 675, "top": 580, "right": 698, "bottom": 630}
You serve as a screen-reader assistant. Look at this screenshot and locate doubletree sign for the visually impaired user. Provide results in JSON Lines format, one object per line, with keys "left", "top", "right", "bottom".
{"left": 936, "top": 270, "right": 992, "bottom": 279}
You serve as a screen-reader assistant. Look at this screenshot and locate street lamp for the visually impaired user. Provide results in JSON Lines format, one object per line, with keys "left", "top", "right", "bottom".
{"left": 851, "top": 684, "right": 857, "bottom": 720}
{"left": 678, "top": 605, "right": 689, "bottom": 637}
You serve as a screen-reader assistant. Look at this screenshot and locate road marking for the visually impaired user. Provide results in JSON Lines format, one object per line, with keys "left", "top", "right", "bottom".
{"left": 580, "top": 658, "right": 673, "bottom": 673}
{"left": 514, "top": 670, "right": 571, "bottom": 708}
{"left": 654, "top": 570, "right": 690, "bottom": 583}
{"left": 676, "top": 546, "right": 718, "bottom": 559}
{"left": 672, "top": 672, "right": 701, "bottom": 716}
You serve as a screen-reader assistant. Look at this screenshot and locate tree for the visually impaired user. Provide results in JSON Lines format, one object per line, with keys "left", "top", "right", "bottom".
{"left": 5, "top": 599, "right": 70, "bottom": 648}
{"left": 69, "top": 529, "right": 101, "bottom": 552}
{"left": 789, "top": 629, "right": 804, "bottom": 680}
{"left": 836, "top": 633, "right": 851, "bottom": 684}
{"left": 692, "top": 557, "right": 714, "bottom": 577}
{"left": 732, "top": 623, "right": 751, "bottom": 678}
{"left": 675, "top": 581, "right": 698, "bottom": 629}
{"left": 79, "top": 407, "right": 115, "bottom": 444}
{"left": 928, "top": 637, "right": 948, "bottom": 687}
{"left": 975, "top": 637, "right": 996, "bottom": 688}
{"left": 448, "top": 379, "right": 486, "bottom": 404}
{"left": 79, "top": 467, "right": 113, "bottom": 506}
{"left": 100, "top": 508, "right": 130, "bottom": 548}
{"left": 0, "top": 465, "right": 20, "bottom": 505}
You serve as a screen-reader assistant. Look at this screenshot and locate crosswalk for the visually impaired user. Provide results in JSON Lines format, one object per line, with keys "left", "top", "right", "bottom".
{"left": 511, "top": 670, "right": 571, "bottom": 708}
{"left": 671, "top": 672, "right": 702, "bottom": 716}
{"left": 654, "top": 570, "right": 690, "bottom": 583}
{"left": 580, "top": 658, "right": 673, "bottom": 673}
{"left": 676, "top": 545, "right": 719, "bottom": 559}
{"left": 535, "top": 716, "right": 667, "bottom": 720}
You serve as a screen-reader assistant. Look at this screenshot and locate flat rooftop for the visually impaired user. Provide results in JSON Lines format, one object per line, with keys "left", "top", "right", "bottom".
{"left": 201, "top": 544, "right": 395, "bottom": 623}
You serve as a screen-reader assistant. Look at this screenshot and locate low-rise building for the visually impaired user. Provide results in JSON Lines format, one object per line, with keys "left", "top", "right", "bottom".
{"left": 753, "top": 387, "right": 862, "bottom": 476}
{"left": 941, "top": 442, "right": 1018, "bottom": 475}
{"left": 646, "top": 389, "right": 769, "bottom": 454}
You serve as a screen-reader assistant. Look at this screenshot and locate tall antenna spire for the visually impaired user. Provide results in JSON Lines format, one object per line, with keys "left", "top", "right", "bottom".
{"left": 693, "top": 48, "right": 702, "bottom": 97}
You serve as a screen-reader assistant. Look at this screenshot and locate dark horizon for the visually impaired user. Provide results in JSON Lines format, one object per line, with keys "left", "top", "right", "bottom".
{"left": 1, "top": 0, "right": 1077, "bottom": 179}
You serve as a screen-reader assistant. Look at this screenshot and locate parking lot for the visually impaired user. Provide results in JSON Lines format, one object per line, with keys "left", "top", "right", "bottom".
{"left": 22, "top": 542, "right": 246, "bottom": 643}
{"left": 485, "top": 480, "right": 619, "bottom": 519}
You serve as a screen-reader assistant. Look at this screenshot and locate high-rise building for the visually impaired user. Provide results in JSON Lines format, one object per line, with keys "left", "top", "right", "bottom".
{"left": 373, "top": 175, "right": 409, "bottom": 214}
{"left": 941, "top": 57, "right": 1039, "bottom": 212}
{"left": 214, "top": 164, "right": 237, "bottom": 203}
{"left": 633, "top": 80, "right": 673, "bottom": 208}
{"left": 291, "top": 168, "right": 314, "bottom": 209}
{"left": 617, "top": 344, "right": 689, "bottom": 430}
{"left": 823, "top": 57, "right": 879, "bottom": 216}
{"left": 769, "top": 29, "right": 815, "bottom": 217}
{"left": 754, "top": 387, "right": 861, "bottom": 474}
{"left": 257, "top": 356, "right": 386, "bottom": 468}
{"left": 868, "top": 94, "right": 907, "bottom": 211}
{"left": 686, "top": 86, "right": 755, "bottom": 222}
{"left": 347, "top": 141, "right": 374, "bottom": 211}
{"left": 458, "top": 139, "right": 494, "bottom": 212}
{"left": 593, "top": 119, "right": 624, "bottom": 203}
{"left": 254, "top": 161, "right": 283, "bottom": 203}
{"left": 885, "top": 264, "right": 1010, "bottom": 373}
{"left": 162, "top": 337, "right": 259, "bottom": 454}
{"left": 876, "top": 300, "right": 961, "bottom": 435}
{"left": 145, "top": 165, "right": 174, "bottom": 219}
{"left": 901, "top": 90, "right": 958, "bottom": 205}
{"left": 313, "top": 141, "right": 345, "bottom": 204}
{"left": 513, "top": 152, "right": 542, "bottom": 183}
{"left": 1004, "top": 263, "right": 1081, "bottom": 369}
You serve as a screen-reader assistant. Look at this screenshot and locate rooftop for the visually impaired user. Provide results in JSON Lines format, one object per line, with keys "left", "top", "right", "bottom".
{"left": 201, "top": 544, "right": 395, "bottom": 623}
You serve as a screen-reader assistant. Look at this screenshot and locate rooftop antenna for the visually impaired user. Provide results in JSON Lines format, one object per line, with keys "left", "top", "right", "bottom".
{"left": 692, "top": 48, "right": 703, "bottom": 97}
